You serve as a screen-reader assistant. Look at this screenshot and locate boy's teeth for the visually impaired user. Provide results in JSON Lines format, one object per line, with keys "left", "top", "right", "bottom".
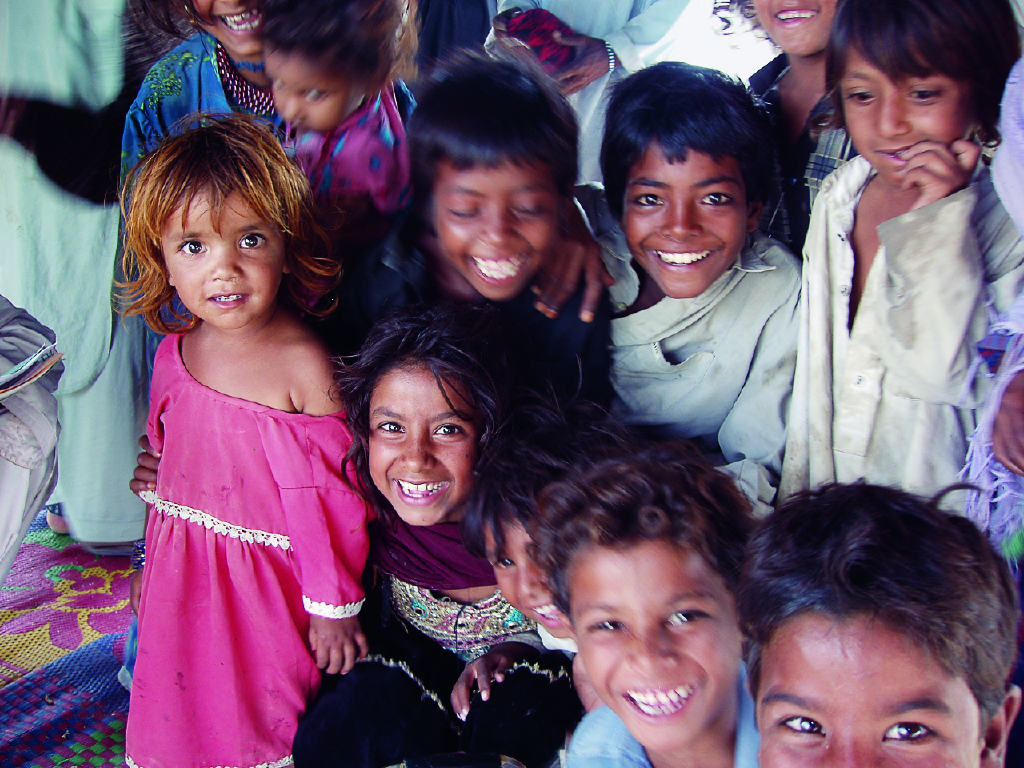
{"left": 397, "top": 479, "right": 446, "bottom": 496}
{"left": 656, "top": 250, "right": 710, "bottom": 265}
{"left": 777, "top": 10, "right": 815, "bottom": 20}
{"left": 626, "top": 684, "right": 694, "bottom": 716}
{"left": 221, "top": 10, "right": 260, "bottom": 31}
{"left": 473, "top": 256, "right": 525, "bottom": 280}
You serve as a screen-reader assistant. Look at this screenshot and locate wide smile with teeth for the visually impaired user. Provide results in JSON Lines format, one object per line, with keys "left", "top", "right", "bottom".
{"left": 625, "top": 684, "right": 695, "bottom": 717}
{"left": 220, "top": 9, "right": 260, "bottom": 32}
{"left": 776, "top": 10, "right": 816, "bottom": 21}
{"left": 655, "top": 250, "right": 710, "bottom": 266}
{"left": 212, "top": 294, "right": 244, "bottom": 303}
{"left": 472, "top": 255, "right": 526, "bottom": 281}
{"left": 396, "top": 479, "right": 448, "bottom": 498}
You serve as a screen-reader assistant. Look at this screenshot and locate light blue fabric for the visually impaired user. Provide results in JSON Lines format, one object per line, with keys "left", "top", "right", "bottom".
{"left": 1, "top": 1, "right": 148, "bottom": 543}
{"left": 577, "top": 184, "right": 799, "bottom": 512}
{"left": 566, "top": 670, "right": 759, "bottom": 767}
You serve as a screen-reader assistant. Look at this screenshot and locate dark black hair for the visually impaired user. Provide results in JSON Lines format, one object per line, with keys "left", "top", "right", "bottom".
{"left": 461, "top": 394, "right": 632, "bottom": 559}
{"left": 739, "top": 482, "right": 1020, "bottom": 721}
{"left": 535, "top": 440, "right": 754, "bottom": 615}
{"left": 601, "top": 61, "right": 773, "bottom": 221}
{"left": 261, "top": 0, "right": 417, "bottom": 85}
{"left": 825, "top": 0, "right": 1020, "bottom": 145}
{"left": 334, "top": 302, "right": 512, "bottom": 520}
{"left": 409, "top": 50, "right": 578, "bottom": 211}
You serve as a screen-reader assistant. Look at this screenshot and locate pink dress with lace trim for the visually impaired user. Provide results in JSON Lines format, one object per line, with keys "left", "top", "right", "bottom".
{"left": 125, "top": 335, "right": 371, "bottom": 768}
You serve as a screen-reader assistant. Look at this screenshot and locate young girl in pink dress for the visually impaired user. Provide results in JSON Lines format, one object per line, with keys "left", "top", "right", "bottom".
{"left": 119, "top": 115, "right": 372, "bottom": 768}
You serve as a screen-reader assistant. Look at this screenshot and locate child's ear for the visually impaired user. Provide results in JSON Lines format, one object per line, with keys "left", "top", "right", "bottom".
{"left": 980, "top": 684, "right": 1021, "bottom": 767}
{"left": 745, "top": 201, "right": 763, "bottom": 234}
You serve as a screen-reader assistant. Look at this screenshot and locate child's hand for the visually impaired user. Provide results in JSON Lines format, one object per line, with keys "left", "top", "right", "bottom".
{"left": 899, "top": 138, "right": 980, "bottom": 211}
{"left": 308, "top": 614, "right": 368, "bottom": 675}
{"left": 129, "top": 434, "right": 161, "bottom": 495}
{"left": 129, "top": 570, "right": 143, "bottom": 615}
{"left": 532, "top": 204, "right": 612, "bottom": 322}
{"left": 994, "top": 370, "right": 1024, "bottom": 475}
{"left": 449, "top": 642, "right": 538, "bottom": 720}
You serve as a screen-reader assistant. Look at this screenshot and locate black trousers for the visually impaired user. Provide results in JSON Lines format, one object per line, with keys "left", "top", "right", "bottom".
{"left": 293, "top": 589, "right": 580, "bottom": 768}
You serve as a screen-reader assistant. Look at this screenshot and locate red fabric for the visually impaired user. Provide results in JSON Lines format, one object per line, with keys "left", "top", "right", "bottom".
{"left": 505, "top": 9, "right": 577, "bottom": 74}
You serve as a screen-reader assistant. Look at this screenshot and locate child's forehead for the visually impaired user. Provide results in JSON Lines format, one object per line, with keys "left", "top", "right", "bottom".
{"left": 371, "top": 362, "right": 475, "bottom": 414}
{"left": 436, "top": 157, "right": 559, "bottom": 191}
{"left": 630, "top": 142, "right": 744, "bottom": 179}
{"left": 765, "top": 613, "right": 965, "bottom": 694}
{"left": 569, "top": 539, "right": 731, "bottom": 601}
{"left": 838, "top": 42, "right": 960, "bottom": 85}
{"left": 167, "top": 187, "right": 266, "bottom": 230}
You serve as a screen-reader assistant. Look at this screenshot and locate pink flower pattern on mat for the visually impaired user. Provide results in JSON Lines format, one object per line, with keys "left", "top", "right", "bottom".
{"left": 1, "top": 526, "right": 133, "bottom": 681}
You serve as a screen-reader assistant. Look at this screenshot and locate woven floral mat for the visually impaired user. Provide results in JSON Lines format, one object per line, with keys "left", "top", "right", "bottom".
{"left": 0, "top": 513, "right": 133, "bottom": 688}
{"left": 1, "top": 513, "right": 132, "bottom": 765}
{"left": 1, "top": 632, "right": 129, "bottom": 766}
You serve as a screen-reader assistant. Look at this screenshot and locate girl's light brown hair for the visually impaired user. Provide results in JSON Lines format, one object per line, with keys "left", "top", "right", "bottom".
{"left": 119, "top": 114, "right": 338, "bottom": 334}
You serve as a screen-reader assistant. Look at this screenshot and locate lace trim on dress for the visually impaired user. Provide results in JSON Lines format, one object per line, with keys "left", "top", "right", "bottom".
{"left": 126, "top": 754, "right": 293, "bottom": 768}
{"left": 138, "top": 490, "right": 291, "bottom": 550}
{"left": 302, "top": 595, "right": 364, "bottom": 619}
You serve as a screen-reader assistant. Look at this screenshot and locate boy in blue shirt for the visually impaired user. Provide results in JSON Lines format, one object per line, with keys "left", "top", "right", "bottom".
{"left": 536, "top": 441, "right": 760, "bottom": 768}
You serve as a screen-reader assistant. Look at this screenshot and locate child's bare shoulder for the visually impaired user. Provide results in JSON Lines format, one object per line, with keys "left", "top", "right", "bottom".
{"left": 272, "top": 317, "right": 340, "bottom": 417}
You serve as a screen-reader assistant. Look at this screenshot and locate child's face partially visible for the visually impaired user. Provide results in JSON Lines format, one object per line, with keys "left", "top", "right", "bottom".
{"left": 486, "top": 521, "right": 572, "bottom": 638}
{"left": 161, "top": 190, "right": 287, "bottom": 335}
{"left": 368, "top": 363, "right": 478, "bottom": 526}
{"left": 622, "top": 143, "right": 760, "bottom": 305}
{"left": 431, "top": 159, "right": 560, "bottom": 302}
{"left": 753, "top": 0, "right": 836, "bottom": 59}
{"left": 839, "top": 49, "right": 975, "bottom": 191}
{"left": 755, "top": 613, "right": 1017, "bottom": 768}
{"left": 265, "top": 49, "right": 370, "bottom": 134}
{"left": 191, "top": 1, "right": 263, "bottom": 64}
{"left": 570, "top": 539, "right": 743, "bottom": 768}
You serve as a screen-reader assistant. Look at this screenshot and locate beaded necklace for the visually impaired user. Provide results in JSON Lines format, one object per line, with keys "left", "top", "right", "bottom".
{"left": 215, "top": 44, "right": 275, "bottom": 116}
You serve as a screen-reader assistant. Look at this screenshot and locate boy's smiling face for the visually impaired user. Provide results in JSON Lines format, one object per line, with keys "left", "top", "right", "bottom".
{"left": 191, "top": 1, "right": 263, "bottom": 64}
{"left": 839, "top": 49, "right": 975, "bottom": 192}
{"left": 756, "top": 613, "right": 1021, "bottom": 768}
{"left": 622, "top": 143, "right": 760, "bottom": 307}
{"left": 570, "top": 539, "right": 743, "bottom": 768}
{"left": 430, "top": 159, "right": 560, "bottom": 302}
{"left": 753, "top": 0, "right": 837, "bottom": 59}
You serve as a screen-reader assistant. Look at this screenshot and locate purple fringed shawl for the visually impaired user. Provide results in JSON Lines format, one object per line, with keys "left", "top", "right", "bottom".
{"left": 963, "top": 292, "right": 1024, "bottom": 552}
{"left": 371, "top": 517, "right": 496, "bottom": 591}
{"left": 963, "top": 56, "right": 1024, "bottom": 554}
